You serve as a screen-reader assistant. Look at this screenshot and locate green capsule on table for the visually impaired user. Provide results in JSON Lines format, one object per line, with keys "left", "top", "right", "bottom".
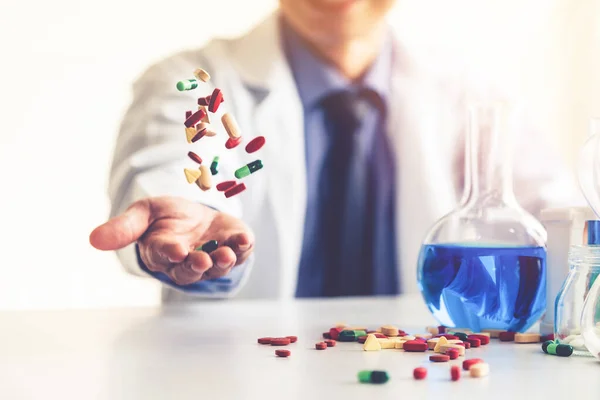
{"left": 556, "top": 344, "right": 573, "bottom": 357}
{"left": 196, "top": 240, "right": 218, "bottom": 254}
{"left": 547, "top": 343, "right": 558, "bottom": 355}
{"left": 453, "top": 332, "right": 469, "bottom": 341}
{"left": 210, "top": 156, "right": 219, "bottom": 175}
{"left": 542, "top": 340, "right": 554, "bottom": 354}
{"left": 176, "top": 79, "right": 199, "bottom": 91}
{"left": 234, "top": 160, "right": 263, "bottom": 179}
{"left": 338, "top": 330, "right": 357, "bottom": 342}
{"left": 358, "top": 370, "right": 389, "bottom": 384}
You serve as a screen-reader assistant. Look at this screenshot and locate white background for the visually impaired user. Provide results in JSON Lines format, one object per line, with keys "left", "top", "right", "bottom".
{"left": 0, "top": 0, "right": 598, "bottom": 310}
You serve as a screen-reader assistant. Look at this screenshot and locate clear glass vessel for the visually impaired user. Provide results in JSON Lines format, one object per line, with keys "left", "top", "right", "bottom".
{"left": 417, "top": 103, "right": 547, "bottom": 332}
{"left": 555, "top": 244, "right": 600, "bottom": 355}
{"left": 581, "top": 264, "right": 600, "bottom": 359}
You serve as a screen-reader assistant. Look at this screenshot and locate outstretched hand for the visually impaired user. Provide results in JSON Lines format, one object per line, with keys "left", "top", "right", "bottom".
{"left": 89, "top": 196, "right": 254, "bottom": 285}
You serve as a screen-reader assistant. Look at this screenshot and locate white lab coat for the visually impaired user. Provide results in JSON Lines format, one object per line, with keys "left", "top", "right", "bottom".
{"left": 109, "top": 11, "right": 580, "bottom": 302}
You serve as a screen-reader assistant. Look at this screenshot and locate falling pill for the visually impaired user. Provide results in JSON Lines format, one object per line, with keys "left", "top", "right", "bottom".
{"left": 245, "top": 136, "right": 266, "bottom": 153}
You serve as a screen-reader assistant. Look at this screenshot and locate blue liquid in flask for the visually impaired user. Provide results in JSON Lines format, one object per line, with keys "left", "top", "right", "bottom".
{"left": 417, "top": 244, "right": 546, "bottom": 332}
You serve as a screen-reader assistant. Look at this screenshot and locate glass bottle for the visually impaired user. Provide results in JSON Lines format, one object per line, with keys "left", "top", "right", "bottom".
{"left": 416, "top": 103, "right": 547, "bottom": 332}
{"left": 579, "top": 119, "right": 600, "bottom": 360}
{"left": 581, "top": 257, "right": 600, "bottom": 359}
{"left": 555, "top": 241, "right": 600, "bottom": 355}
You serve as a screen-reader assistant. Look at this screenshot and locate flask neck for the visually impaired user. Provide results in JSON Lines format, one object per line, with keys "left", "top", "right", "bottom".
{"left": 460, "top": 104, "right": 517, "bottom": 206}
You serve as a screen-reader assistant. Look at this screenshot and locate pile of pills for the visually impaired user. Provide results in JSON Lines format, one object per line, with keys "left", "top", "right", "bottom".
{"left": 257, "top": 335, "right": 298, "bottom": 358}
{"left": 315, "top": 324, "right": 559, "bottom": 384}
{"left": 177, "top": 68, "right": 266, "bottom": 199}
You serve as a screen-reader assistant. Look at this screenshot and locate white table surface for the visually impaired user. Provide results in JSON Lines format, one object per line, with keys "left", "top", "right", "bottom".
{"left": 1, "top": 294, "right": 599, "bottom": 400}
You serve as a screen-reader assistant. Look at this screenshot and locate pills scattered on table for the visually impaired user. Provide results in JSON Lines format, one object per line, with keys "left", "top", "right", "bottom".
{"left": 514, "top": 333, "right": 541, "bottom": 344}
{"left": 270, "top": 338, "right": 291, "bottom": 346}
{"left": 468, "top": 334, "right": 490, "bottom": 345}
{"left": 446, "top": 348, "right": 460, "bottom": 360}
{"left": 499, "top": 331, "right": 516, "bottom": 342}
{"left": 315, "top": 342, "right": 327, "bottom": 350}
{"left": 363, "top": 334, "right": 381, "bottom": 351}
{"left": 403, "top": 340, "right": 428, "bottom": 352}
{"left": 286, "top": 336, "right": 298, "bottom": 343}
{"left": 429, "top": 354, "right": 450, "bottom": 362}
{"left": 413, "top": 367, "right": 427, "bottom": 380}
{"left": 358, "top": 370, "right": 389, "bottom": 384}
{"left": 450, "top": 365, "right": 461, "bottom": 381}
{"left": 257, "top": 337, "right": 272, "bottom": 345}
{"left": 469, "top": 362, "right": 489, "bottom": 378}
{"left": 324, "top": 339, "right": 336, "bottom": 347}
{"left": 275, "top": 349, "right": 290, "bottom": 358}
{"left": 463, "top": 358, "right": 484, "bottom": 371}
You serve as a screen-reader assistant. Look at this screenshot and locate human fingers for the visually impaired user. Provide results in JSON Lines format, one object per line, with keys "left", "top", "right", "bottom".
{"left": 168, "top": 251, "right": 213, "bottom": 285}
{"left": 89, "top": 199, "right": 152, "bottom": 251}
{"left": 140, "top": 234, "right": 188, "bottom": 273}
{"left": 204, "top": 246, "right": 237, "bottom": 279}
{"left": 223, "top": 232, "right": 255, "bottom": 265}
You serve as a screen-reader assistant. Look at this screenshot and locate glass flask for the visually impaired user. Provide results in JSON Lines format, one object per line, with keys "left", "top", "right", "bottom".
{"left": 554, "top": 242, "right": 600, "bottom": 355}
{"left": 417, "top": 103, "right": 547, "bottom": 332}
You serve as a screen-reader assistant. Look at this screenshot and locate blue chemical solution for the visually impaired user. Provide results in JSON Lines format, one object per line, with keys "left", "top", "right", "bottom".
{"left": 417, "top": 244, "right": 546, "bottom": 332}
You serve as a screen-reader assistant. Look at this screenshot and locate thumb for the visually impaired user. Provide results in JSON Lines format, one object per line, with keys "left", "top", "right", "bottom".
{"left": 89, "top": 199, "right": 153, "bottom": 251}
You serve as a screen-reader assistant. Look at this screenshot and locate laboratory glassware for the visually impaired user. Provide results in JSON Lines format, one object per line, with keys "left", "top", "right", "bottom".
{"left": 555, "top": 240, "right": 600, "bottom": 355}
{"left": 417, "top": 103, "right": 547, "bottom": 332}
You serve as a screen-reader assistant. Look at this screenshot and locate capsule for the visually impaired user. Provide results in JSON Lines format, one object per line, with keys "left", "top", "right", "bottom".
{"left": 235, "top": 160, "right": 263, "bottom": 179}
{"left": 358, "top": 370, "right": 389, "bottom": 384}
{"left": 210, "top": 156, "right": 219, "bottom": 175}
{"left": 176, "top": 79, "right": 198, "bottom": 91}
{"left": 542, "top": 340, "right": 554, "bottom": 353}
{"left": 452, "top": 332, "right": 469, "bottom": 341}
{"left": 197, "top": 240, "right": 218, "bottom": 253}
{"left": 556, "top": 344, "right": 574, "bottom": 357}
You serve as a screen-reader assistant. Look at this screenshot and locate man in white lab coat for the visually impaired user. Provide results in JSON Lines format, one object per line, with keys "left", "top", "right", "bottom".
{"left": 89, "top": 0, "right": 577, "bottom": 302}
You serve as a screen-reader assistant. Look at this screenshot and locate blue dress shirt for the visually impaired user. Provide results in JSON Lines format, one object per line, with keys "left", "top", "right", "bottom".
{"left": 281, "top": 21, "right": 399, "bottom": 297}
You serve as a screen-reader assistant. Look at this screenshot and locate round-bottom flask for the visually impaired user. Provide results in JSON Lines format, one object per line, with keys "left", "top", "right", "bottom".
{"left": 417, "top": 104, "right": 547, "bottom": 332}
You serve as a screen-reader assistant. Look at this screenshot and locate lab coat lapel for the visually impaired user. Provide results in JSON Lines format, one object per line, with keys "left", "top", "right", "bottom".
{"left": 388, "top": 41, "right": 456, "bottom": 294}
{"left": 229, "top": 12, "right": 306, "bottom": 299}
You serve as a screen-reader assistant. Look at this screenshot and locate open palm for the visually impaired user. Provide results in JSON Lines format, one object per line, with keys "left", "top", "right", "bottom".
{"left": 90, "top": 196, "right": 254, "bottom": 285}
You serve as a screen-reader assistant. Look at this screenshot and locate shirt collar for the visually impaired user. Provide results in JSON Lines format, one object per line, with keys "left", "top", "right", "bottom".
{"left": 281, "top": 18, "right": 393, "bottom": 110}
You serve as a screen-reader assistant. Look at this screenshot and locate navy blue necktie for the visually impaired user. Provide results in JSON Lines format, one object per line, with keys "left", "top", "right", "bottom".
{"left": 296, "top": 90, "right": 399, "bottom": 297}
{"left": 319, "top": 91, "right": 362, "bottom": 296}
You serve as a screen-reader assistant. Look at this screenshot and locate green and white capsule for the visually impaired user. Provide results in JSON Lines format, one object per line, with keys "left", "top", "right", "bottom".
{"left": 235, "top": 160, "right": 263, "bottom": 179}
{"left": 176, "top": 79, "right": 199, "bottom": 91}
